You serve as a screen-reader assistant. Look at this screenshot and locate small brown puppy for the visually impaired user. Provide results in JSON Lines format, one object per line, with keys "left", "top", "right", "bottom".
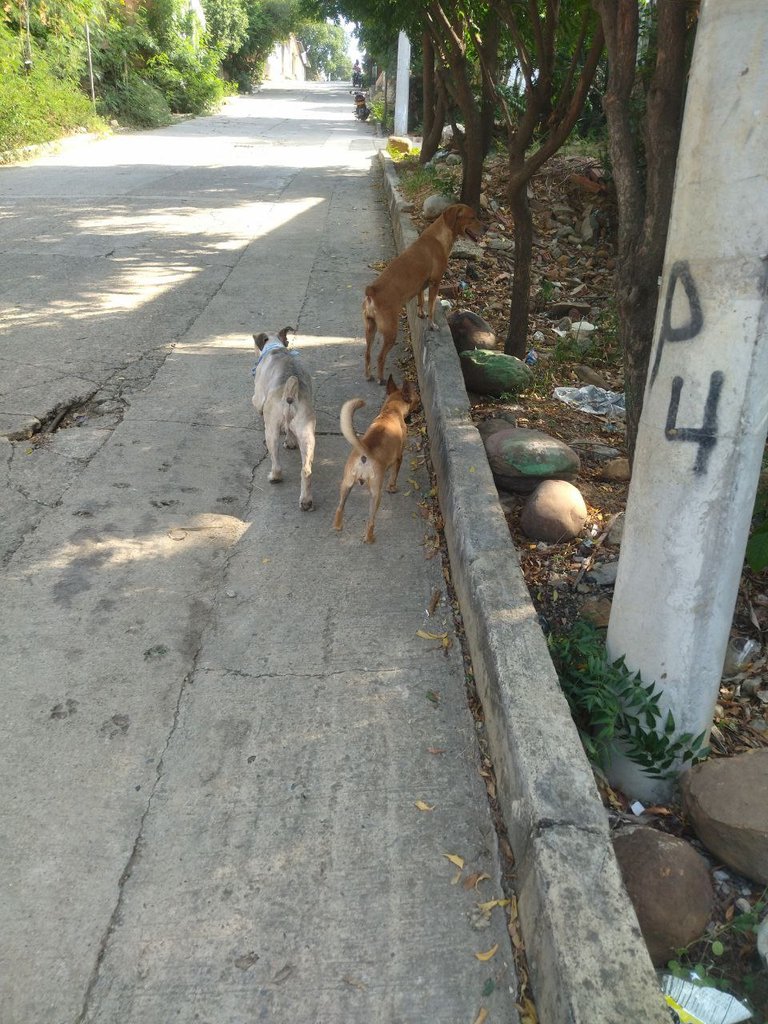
{"left": 333, "top": 376, "right": 419, "bottom": 544}
{"left": 362, "top": 203, "right": 482, "bottom": 384}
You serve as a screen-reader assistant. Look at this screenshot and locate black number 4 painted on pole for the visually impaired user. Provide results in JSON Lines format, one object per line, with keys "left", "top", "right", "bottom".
{"left": 664, "top": 371, "right": 724, "bottom": 475}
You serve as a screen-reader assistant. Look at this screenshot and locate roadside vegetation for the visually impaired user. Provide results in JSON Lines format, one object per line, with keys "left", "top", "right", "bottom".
{"left": 0, "top": 0, "right": 350, "bottom": 155}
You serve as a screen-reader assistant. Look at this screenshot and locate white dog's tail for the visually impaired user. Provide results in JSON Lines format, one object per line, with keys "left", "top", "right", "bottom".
{"left": 340, "top": 399, "right": 371, "bottom": 460}
{"left": 281, "top": 376, "right": 302, "bottom": 427}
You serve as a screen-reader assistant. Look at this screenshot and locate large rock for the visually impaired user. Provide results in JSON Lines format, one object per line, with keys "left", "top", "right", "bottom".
{"left": 680, "top": 749, "right": 768, "bottom": 885}
{"left": 422, "top": 194, "right": 454, "bottom": 220}
{"left": 482, "top": 425, "right": 581, "bottom": 494}
{"left": 613, "top": 828, "right": 714, "bottom": 966}
{"left": 388, "top": 135, "right": 411, "bottom": 154}
{"left": 447, "top": 310, "right": 496, "bottom": 354}
{"left": 520, "top": 480, "right": 587, "bottom": 542}
{"left": 598, "top": 457, "right": 631, "bottom": 482}
{"left": 459, "top": 349, "right": 532, "bottom": 397}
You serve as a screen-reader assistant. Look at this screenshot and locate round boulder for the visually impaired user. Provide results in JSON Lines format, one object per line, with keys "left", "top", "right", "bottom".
{"left": 613, "top": 828, "right": 714, "bottom": 966}
{"left": 459, "top": 349, "right": 532, "bottom": 397}
{"left": 447, "top": 310, "right": 496, "bottom": 354}
{"left": 388, "top": 135, "right": 411, "bottom": 154}
{"left": 680, "top": 749, "right": 768, "bottom": 885}
{"left": 482, "top": 426, "right": 581, "bottom": 495}
{"left": 422, "top": 194, "right": 455, "bottom": 220}
{"left": 520, "top": 479, "right": 587, "bottom": 542}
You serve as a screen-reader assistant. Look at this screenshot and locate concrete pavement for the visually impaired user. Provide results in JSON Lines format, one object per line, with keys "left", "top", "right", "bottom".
{"left": 0, "top": 84, "right": 518, "bottom": 1023}
{"left": 0, "top": 81, "right": 674, "bottom": 1024}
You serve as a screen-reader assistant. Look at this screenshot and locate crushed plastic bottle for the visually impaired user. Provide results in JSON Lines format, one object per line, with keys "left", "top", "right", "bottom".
{"left": 722, "top": 637, "right": 760, "bottom": 677}
{"left": 660, "top": 971, "right": 753, "bottom": 1024}
{"left": 524, "top": 349, "right": 538, "bottom": 366}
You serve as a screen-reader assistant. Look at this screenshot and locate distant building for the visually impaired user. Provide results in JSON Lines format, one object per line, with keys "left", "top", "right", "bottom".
{"left": 265, "top": 35, "right": 308, "bottom": 81}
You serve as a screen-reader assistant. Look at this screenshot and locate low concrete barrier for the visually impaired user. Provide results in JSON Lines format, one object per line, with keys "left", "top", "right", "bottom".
{"left": 377, "top": 150, "right": 669, "bottom": 1024}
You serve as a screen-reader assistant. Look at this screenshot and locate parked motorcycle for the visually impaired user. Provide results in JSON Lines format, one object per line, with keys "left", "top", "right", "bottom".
{"left": 352, "top": 70, "right": 363, "bottom": 88}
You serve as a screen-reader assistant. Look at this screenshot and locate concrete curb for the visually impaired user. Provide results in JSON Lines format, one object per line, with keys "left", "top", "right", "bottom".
{"left": 377, "top": 151, "right": 670, "bottom": 1024}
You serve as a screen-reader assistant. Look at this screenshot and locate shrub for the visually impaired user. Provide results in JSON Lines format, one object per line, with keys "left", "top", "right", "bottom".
{"left": 98, "top": 74, "right": 173, "bottom": 128}
{"left": 0, "top": 59, "right": 104, "bottom": 153}
{"left": 146, "top": 41, "right": 229, "bottom": 114}
{"left": 549, "top": 619, "right": 709, "bottom": 777}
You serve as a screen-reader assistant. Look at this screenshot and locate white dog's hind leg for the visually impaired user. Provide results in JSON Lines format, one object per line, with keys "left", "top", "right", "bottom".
{"left": 297, "top": 419, "right": 315, "bottom": 511}
{"left": 265, "top": 417, "right": 283, "bottom": 483}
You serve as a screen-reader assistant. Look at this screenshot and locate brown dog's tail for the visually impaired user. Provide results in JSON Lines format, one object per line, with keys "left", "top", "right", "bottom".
{"left": 340, "top": 399, "right": 370, "bottom": 460}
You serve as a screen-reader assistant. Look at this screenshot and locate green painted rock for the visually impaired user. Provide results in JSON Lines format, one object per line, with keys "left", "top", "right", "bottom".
{"left": 481, "top": 425, "right": 581, "bottom": 494}
{"left": 459, "top": 348, "right": 532, "bottom": 397}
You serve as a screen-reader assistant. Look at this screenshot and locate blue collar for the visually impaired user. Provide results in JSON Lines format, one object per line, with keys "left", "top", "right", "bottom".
{"left": 252, "top": 338, "right": 286, "bottom": 375}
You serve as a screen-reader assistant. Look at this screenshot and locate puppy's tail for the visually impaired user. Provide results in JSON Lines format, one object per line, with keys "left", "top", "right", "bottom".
{"left": 340, "top": 399, "right": 370, "bottom": 460}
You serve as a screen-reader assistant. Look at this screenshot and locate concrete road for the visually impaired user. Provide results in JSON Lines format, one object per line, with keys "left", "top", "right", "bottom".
{"left": 0, "top": 83, "right": 519, "bottom": 1023}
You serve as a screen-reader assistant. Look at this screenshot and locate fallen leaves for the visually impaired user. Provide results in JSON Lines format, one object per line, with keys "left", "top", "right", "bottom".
{"left": 475, "top": 943, "right": 499, "bottom": 962}
{"left": 416, "top": 628, "right": 448, "bottom": 641}
{"left": 464, "top": 871, "right": 491, "bottom": 891}
{"left": 443, "top": 853, "right": 465, "bottom": 870}
{"left": 414, "top": 800, "right": 435, "bottom": 812}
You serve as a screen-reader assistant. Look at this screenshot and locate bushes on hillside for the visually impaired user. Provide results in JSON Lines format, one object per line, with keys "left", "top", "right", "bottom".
{"left": 0, "top": 30, "right": 104, "bottom": 153}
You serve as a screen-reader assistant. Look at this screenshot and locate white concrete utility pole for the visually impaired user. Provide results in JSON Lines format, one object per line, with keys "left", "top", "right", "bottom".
{"left": 394, "top": 31, "right": 411, "bottom": 136}
{"left": 606, "top": 0, "right": 768, "bottom": 802}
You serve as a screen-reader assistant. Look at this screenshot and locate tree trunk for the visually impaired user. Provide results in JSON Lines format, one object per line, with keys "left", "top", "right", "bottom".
{"left": 615, "top": 254, "right": 660, "bottom": 454}
{"left": 440, "top": 62, "right": 484, "bottom": 207}
{"left": 595, "top": 0, "right": 689, "bottom": 460}
{"left": 420, "top": 34, "right": 445, "bottom": 164}
{"left": 460, "top": 115, "right": 484, "bottom": 207}
{"left": 504, "top": 173, "right": 533, "bottom": 358}
{"left": 480, "top": 16, "right": 500, "bottom": 157}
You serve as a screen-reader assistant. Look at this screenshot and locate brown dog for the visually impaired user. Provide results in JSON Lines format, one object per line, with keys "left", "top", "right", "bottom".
{"left": 333, "top": 376, "right": 420, "bottom": 544}
{"left": 362, "top": 203, "right": 482, "bottom": 384}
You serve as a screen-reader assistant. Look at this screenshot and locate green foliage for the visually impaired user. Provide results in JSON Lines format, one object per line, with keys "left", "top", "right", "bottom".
{"left": 394, "top": 157, "right": 458, "bottom": 200}
{"left": 201, "top": 0, "right": 248, "bottom": 55}
{"left": 98, "top": 73, "right": 172, "bottom": 128}
{"left": 746, "top": 455, "right": 768, "bottom": 573}
{"left": 0, "top": 28, "right": 105, "bottom": 153}
{"left": 223, "top": 0, "right": 299, "bottom": 92}
{"left": 147, "top": 41, "right": 229, "bottom": 114}
{"left": 368, "top": 96, "right": 392, "bottom": 133}
{"left": 549, "top": 619, "right": 709, "bottom": 777}
{"left": 296, "top": 18, "right": 349, "bottom": 80}
{"left": 667, "top": 891, "right": 768, "bottom": 1013}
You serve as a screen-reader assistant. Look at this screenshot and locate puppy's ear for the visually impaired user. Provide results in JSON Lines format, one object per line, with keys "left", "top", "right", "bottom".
{"left": 253, "top": 332, "right": 269, "bottom": 351}
{"left": 385, "top": 375, "right": 397, "bottom": 395}
{"left": 442, "top": 205, "right": 459, "bottom": 231}
{"left": 278, "top": 326, "right": 294, "bottom": 347}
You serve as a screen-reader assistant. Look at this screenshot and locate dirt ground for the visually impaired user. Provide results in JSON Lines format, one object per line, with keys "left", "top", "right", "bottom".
{"left": 395, "top": 149, "right": 768, "bottom": 1018}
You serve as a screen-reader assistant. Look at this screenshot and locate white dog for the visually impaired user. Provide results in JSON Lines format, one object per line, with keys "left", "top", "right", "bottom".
{"left": 251, "top": 327, "right": 316, "bottom": 511}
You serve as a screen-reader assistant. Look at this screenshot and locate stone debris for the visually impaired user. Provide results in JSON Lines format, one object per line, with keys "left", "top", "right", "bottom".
{"left": 521, "top": 479, "right": 588, "bottom": 543}
{"left": 680, "top": 749, "right": 768, "bottom": 886}
{"left": 613, "top": 827, "right": 714, "bottom": 966}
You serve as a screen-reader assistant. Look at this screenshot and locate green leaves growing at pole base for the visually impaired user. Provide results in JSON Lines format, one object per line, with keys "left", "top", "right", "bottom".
{"left": 549, "top": 620, "right": 709, "bottom": 779}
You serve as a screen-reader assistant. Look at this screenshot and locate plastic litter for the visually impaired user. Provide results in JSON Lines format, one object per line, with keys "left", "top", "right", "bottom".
{"left": 722, "top": 637, "right": 760, "bottom": 677}
{"left": 524, "top": 349, "right": 538, "bottom": 366}
{"left": 660, "top": 972, "right": 753, "bottom": 1024}
{"left": 552, "top": 319, "right": 597, "bottom": 338}
{"left": 553, "top": 385, "right": 626, "bottom": 419}
{"left": 757, "top": 916, "right": 768, "bottom": 969}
